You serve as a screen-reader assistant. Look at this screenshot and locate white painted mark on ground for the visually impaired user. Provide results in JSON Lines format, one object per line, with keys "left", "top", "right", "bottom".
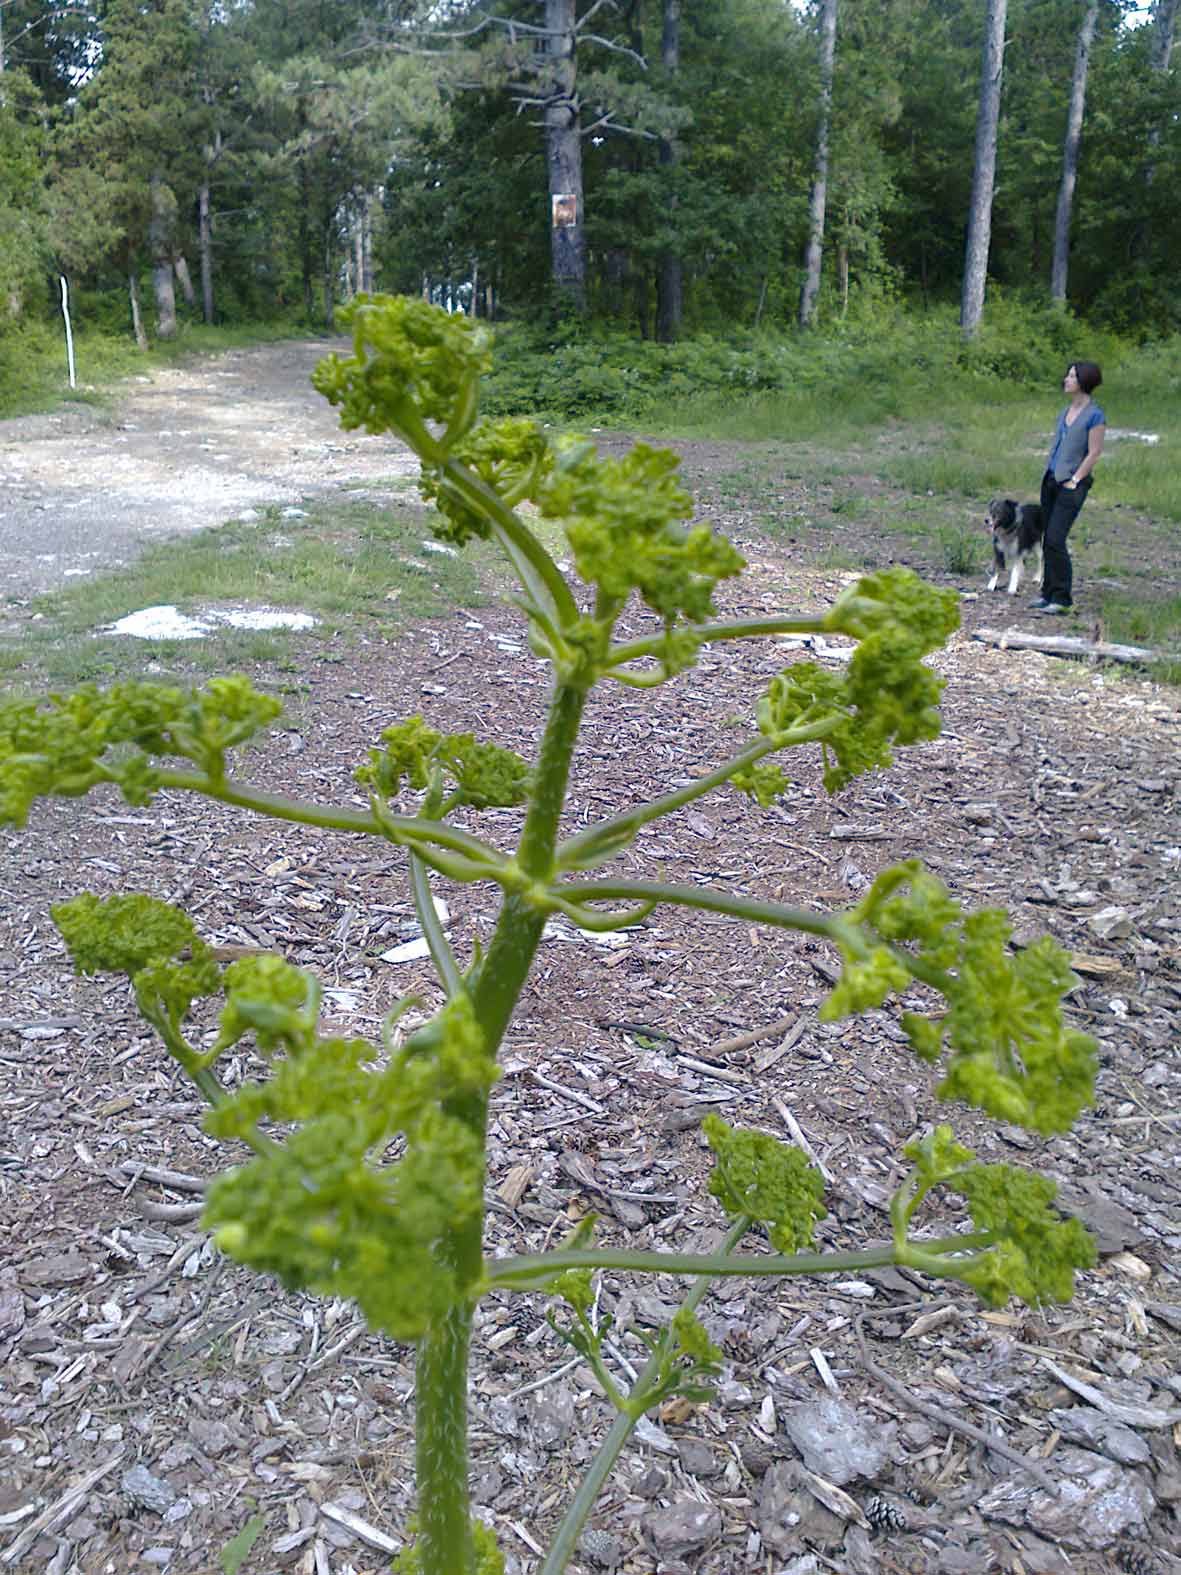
{"left": 106, "top": 605, "right": 316, "bottom": 640}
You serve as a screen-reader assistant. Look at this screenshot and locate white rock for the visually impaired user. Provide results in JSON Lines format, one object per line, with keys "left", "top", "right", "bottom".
{"left": 1088, "top": 906, "right": 1133, "bottom": 941}
{"left": 380, "top": 938, "right": 433, "bottom": 963}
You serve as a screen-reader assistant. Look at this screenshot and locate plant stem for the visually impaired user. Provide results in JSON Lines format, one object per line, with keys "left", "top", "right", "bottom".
{"left": 155, "top": 771, "right": 501, "bottom": 865}
{"left": 555, "top": 878, "right": 861, "bottom": 945}
{"left": 487, "top": 1233, "right": 993, "bottom": 1290}
{"left": 607, "top": 613, "right": 829, "bottom": 666}
{"left": 416, "top": 1301, "right": 476, "bottom": 1575}
{"left": 556, "top": 714, "right": 844, "bottom": 871}
{"left": 410, "top": 852, "right": 462, "bottom": 996}
{"left": 441, "top": 455, "right": 578, "bottom": 627}
{"left": 537, "top": 1221, "right": 748, "bottom": 1575}
{"left": 414, "top": 679, "right": 589, "bottom": 1573}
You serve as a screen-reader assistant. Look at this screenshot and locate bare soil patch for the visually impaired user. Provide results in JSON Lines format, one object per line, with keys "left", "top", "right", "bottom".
{"left": 0, "top": 340, "right": 416, "bottom": 599}
{"left": 1, "top": 346, "right": 1180, "bottom": 1575}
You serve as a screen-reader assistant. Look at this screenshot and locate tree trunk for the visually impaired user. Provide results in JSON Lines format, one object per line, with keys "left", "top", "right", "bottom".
{"left": 545, "top": 0, "right": 586, "bottom": 309}
{"left": 1151, "top": 0, "right": 1179, "bottom": 72}
{"left": 656, "top": 0, "right": 683, "bottom": 343}
{"left": 354, "top": 213, "right": 365, "bottom": 299}
{"left": 838, "top": 243, "right": 850, "bottom": 316}
{"left": 362, "top": 198, "right": 374, "bottom": 293}
{"left": 149, "top": 174, "right": 178, "bottom": 339}
{"left": 469, "top": 255, "right": 479, "bottom": 317}
{"left": 798, "top": 0, "right": 838, "bottom": 329}
{"left": 299, "top": 162, "right": 314, "bottom": 319}
{"left": 198, "top": 180, "right": 214, "bottom": 324}
{"left": 323, "top": 232, "right": 334, "bottom": 329}
{"left": 1144, "top": 0, "right": 1179, "bottom": 191}
{"left": 1050, "top": 0, "right": 1099, "bottom": 305}
{"left": 174, "top": 253, "right": 196, "bottom": 309}
{"left": 960, "top": 0, "right": 1008, "bottom": 337}
{"left": 128, "top": 270, "right": 148, "bottom": 351}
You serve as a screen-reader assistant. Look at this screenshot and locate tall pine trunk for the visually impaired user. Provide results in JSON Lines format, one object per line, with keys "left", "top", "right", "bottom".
{"left": 1050, "top": 0, "right": 1099, "bottom": 305}
{"left": 150, "top": 174, "right": 178, "bottom": 339}
{"left": 960, "top": 0, "right": 1008, "bottom": 336}
{"left": 1151, "top": 0, "right": 1179, "bottom": 72}
{"left": 198, "top": 181, "right": 214, "bottom": 324}
{"left": 656, "top": 0, "right": 683, "bottom": 343}
{"left": 798, "top": 0, "right": 838, "bottom": 329}
{"left": 545, "top": 0, "right": 586, "bottom": 309}
{"left": 1145, "top": 0, "right": 1179, "bottom": 183}
{"left": 174, "top": 254, "right": 196, "bottom": 309}
{"left": 128, "top": 270, "right": 147, "bottom": 351}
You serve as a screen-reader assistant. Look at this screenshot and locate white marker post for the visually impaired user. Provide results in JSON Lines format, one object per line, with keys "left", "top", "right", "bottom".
{"left": 60, "top": 275, "right": 76, "bottom": 390}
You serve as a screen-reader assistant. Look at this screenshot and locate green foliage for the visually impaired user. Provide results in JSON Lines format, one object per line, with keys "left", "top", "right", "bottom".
{"left": 901, "top": 1127, "right": 1097, "bottom": 1308}
{"left": 419, "top": 417, "right": 554, "bottom": 545}
{"left": 703, "top": 1114, "right": 827, "bottom": 1253}
{"left": 0, "top": 71, "right": 52, "bottom": 312}
{"left": 393, "top": 1517, "right": 505, "bottom": 1575}
{"left": 313, "top": 295, "right": 492, "bottom": 448}
{"left": 538, "top": 440, "right": 744, "bottom": 624}
{"left": 825, "top": 863, "right": 1097, "bottom": 1135}
{"left": 51, "top": 890, "right": 201, "bottom": 977}
{"left": 357, "top": 716, "right": 531, "bottom": 810}
{"left": 756, "top": 568, "right": 959, "bottom": 792}
{"left": 219, "top": 1514, "right": 265, "bottom": 1575}
{"left": 0, "top": 677, "right": 282, "bottom": 825}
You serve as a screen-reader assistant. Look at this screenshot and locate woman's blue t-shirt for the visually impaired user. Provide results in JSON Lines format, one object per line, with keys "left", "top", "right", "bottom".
{"left": 1048, "top": 401, "right": 1105, "bottom": 482}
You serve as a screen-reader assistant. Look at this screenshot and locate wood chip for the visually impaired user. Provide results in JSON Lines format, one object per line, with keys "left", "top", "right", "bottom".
{"left": 318, "top": 1502, "right": 401, "bottom": 1554}
{"left": 1041, "top": 1358, "right": 1181, "bottom": 1430}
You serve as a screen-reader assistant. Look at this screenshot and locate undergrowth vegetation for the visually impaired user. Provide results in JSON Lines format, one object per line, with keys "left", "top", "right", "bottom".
{"left": 0, "top": 500, "right": 481, "bottom": 689}
{"left": 4, "top": 293, "right": 1177, "bottom": 678}
{"left": 0, "top": 314, "right": 315, "bottom": 418}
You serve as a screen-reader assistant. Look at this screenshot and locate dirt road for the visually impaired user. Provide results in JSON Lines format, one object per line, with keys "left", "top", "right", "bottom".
{"left": 0, "top": 338, "right": 417, "bottom": 598}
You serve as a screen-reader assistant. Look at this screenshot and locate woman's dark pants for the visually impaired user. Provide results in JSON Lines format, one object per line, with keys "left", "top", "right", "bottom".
{"left": 1039, "top": 470, "right": 1092, "bottom": 608}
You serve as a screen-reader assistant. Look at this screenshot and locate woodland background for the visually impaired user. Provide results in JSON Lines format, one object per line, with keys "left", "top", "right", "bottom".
{"left": 0, "top": 0, "right": 1179, "bottom": 370}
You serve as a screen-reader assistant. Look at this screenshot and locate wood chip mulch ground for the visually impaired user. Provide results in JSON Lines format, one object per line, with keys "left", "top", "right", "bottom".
{"left": 2, "top": 537, "right": 1180, "bottom": 1575}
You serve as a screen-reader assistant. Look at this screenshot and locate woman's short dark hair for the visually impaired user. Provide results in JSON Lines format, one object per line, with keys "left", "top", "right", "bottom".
{"left": 1072, "top": 360, "right": 1103, "bottom": 394}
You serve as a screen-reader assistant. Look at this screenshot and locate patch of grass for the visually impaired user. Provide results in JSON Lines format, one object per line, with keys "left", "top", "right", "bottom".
{"left": 4, "top": 498, "right": 483, "bottom": 689}
{"left": 0, "top": 316, "right": 325, "bottom": 420}
{"left": 815, "top": 544, "right": 866, "bottom": 571}
{"left": 1098, "top": 590, "right": 1181, "bottom": 652}
{"left": 937, "top": 525, "right": 982, "bottom": 576}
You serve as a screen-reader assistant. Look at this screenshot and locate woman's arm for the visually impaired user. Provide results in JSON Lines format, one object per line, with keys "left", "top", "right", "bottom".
{"left": 1066, "top": 424, "right": 1105, "bottom": 488}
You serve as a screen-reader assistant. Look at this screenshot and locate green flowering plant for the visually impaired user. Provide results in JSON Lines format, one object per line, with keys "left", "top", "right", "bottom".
{"left": 5, "top": 297, "right": 1099, "bottom": 1575}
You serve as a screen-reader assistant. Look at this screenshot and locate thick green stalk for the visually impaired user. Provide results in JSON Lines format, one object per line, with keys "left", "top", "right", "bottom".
{"left": 415, "top": 680, "right": 589, "bottom": 1575}
{"left": 471, "top": 682, "right": 589, "bottom": 1049}
{"left": 416, "top": 1302, "right": 476, "bottom": 1575}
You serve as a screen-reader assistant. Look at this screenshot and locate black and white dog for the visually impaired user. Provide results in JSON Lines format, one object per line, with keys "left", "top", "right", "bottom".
{"left": 985, "top": 498, "right": 1044, "bottom": 595}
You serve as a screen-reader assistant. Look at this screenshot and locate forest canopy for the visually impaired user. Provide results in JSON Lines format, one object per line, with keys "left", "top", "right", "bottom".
{"left": 0, "top": 0, "right": 1178, "bottom": 347}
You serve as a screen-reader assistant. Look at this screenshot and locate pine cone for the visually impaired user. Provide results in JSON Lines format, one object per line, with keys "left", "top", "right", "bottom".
{"left": 865, "top": 1493, "right": 908, "bottom": 1534}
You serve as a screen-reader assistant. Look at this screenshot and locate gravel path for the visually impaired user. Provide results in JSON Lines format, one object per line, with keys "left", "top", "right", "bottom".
{"left": 0, "top": 338, "right": 417, "bottom": 598}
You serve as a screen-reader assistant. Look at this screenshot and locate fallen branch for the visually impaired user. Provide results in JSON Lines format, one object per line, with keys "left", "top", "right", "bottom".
{"left": 972, "top": 627, "right": 1159, "bottom": 666}
{"left": 854, "top": 1305, "right": 1059, "bottom": 1493}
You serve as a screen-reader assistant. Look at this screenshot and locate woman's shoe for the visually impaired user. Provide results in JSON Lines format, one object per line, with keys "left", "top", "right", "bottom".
{"left": 1027, "top": 597, "right": 1050, "bottom": 609}
{"left": 1036, "top": 603, "right": 1071, "bottom": 615}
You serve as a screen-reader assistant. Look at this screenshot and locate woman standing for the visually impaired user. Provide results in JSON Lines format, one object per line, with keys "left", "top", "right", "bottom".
{"left": 1032, "top": 361, "right": 1105, "bottom": 615}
